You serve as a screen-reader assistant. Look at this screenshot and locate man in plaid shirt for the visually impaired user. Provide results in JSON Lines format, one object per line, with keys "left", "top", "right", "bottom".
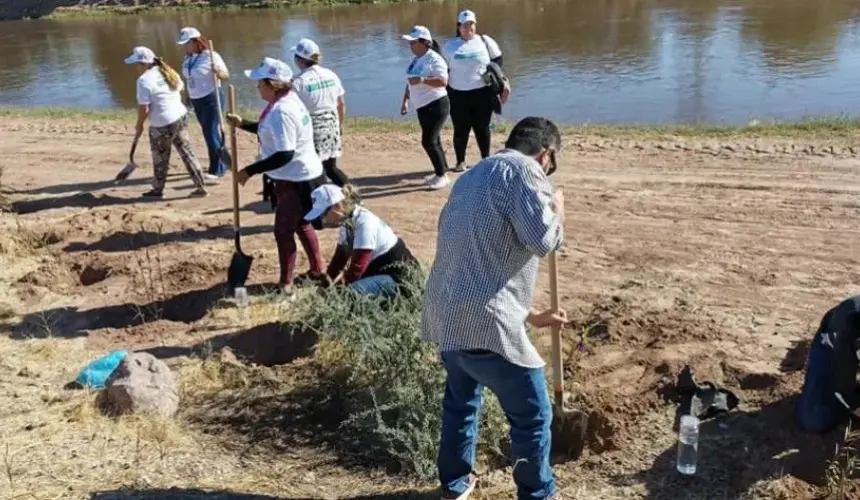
{"left": 421, "top": 116, "right": 568, "bottom": 500}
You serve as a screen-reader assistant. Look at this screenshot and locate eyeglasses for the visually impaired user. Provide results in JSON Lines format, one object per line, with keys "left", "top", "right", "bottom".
{"left": 546, "top": 148, "right": 557, "bottom": 177}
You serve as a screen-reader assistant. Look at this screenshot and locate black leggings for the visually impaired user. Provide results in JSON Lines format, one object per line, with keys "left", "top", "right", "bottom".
{"left": 323, "top": 158, "right": 349, "bottom": 187}
{"left": 416, "top": 95, "right": 450, "bottom": 177}
{"left": 448, "top": 86, "right": 494, "bottom": 164}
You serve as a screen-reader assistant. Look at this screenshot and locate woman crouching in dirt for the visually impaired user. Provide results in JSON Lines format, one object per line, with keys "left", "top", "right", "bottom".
{"left": 299, "top": 184, "right": 421, "bottom": 298}
{"left": 226, "top": 57, "right": 327, "bottom": 298}
{"left": 125, "top": 46, "right": 208, "bottom": 199}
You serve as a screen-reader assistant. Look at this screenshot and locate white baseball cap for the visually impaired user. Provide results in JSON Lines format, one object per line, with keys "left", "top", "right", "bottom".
{"left": 401, "top": 25, "right": 433, "bottom": 43}
{"left": 244, "top": 57, "right": 293, "bottom": 83}
{"left": 305, "top": 184, "right": 346, "bottom": 221}
{"left": 458, "top": 10, "right": 477, "bottom": 24}
{"left": 124, "top": 46, "right": 156, "bottom": 65}
{"left": 176, "top": 26, "right": 202, "bottom": 45}
{"left": 292, "top": 38, "right": 320, "bottom": 61}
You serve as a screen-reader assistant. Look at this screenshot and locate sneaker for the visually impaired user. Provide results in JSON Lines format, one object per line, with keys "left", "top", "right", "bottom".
{"left": 203, "top": 173, "right": 221, "bottom": 185}
{"left": 427, "top": 174, "right": 450, "bottom": 191}
{"left": 142, "top": 189, "right": 164, "bottom": 199}
{"left": 451, "top": 162, "right": 468, "bottom": 173}
{"left": 441, "top": 475, "right": 477, "bottom": 500}
{"left": 189, "top": 187, "right": 208, "bottom": 197}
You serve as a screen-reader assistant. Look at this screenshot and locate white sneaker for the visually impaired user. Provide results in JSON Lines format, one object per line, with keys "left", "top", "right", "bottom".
{"left": 203, "top": 173, "right": 221, "bottom": 185}
{"left": 427, "top": 174, "right": 450, "bottom": 190}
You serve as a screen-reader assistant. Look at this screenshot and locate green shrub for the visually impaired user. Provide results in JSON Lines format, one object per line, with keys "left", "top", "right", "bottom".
{"left": 301, "top": 269, "right": 509, "bottom": 479}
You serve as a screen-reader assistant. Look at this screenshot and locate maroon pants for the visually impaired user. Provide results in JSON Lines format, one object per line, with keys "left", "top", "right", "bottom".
{"left": 273, "top": 180, "right": 323, "bottom": 286}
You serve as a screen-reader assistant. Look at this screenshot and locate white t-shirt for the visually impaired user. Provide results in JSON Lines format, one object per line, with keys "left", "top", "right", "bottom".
{"left": 339, "top": 207, "right": 398, "bottom": 260}
{"left": 442, "top": 35, "right": 502, "bottom": 91}
{"left": 292, "top": 65, "right": 345, "bottom": 114}
{"left": 257, "top": 92, "right": 323, "bottom": 182}
{"left": 136, "top": 67, "right": 187, "bottom": 128}
{"left": 181, "top": 50, "right": 228, "bottom": 100}
{"left": 406, "top": 50, "right": 448, "bottom": 110}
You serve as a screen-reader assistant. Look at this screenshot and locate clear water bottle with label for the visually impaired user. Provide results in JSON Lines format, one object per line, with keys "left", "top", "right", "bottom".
{"left": 676, "top": 414, "right": 699, "bottom": 475}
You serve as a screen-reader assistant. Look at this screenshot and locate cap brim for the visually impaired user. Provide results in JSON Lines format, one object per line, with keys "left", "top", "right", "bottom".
{"left": 176, "top": 37, "right": 191, "bottom": 45}
{"left": 304, "top": 204, "right": 327, "bottom": 222}
{"left": 401, "top": 35, "right": 418, "bottom": 41}
{"left": 124, "top": 55, "right": 139, "bottom": 64}
{"left": 244, "top": 68, "right": 265, "bottom": 80}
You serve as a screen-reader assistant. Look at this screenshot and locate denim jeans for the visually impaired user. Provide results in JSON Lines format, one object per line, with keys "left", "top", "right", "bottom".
{"left": 350, "top": 274, "right": 398, "bottom": 298}
{"left": 191, "top": 90, "right": 227, "bottom": 177}
{"left": 439, "top": 350, "right": 556, "bottom": 500}
{"left": 797, "top": 329, "right": 847, "bottom": 433}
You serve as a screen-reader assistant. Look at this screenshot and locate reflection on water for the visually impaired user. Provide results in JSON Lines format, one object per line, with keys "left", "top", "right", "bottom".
{"left": 2, "top": 0, "right": 860, "bottom": 124}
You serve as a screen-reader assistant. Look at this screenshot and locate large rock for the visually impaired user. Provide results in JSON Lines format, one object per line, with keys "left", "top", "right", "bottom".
{"left": 98, "top": 352, "right": 179, "bottom": 418}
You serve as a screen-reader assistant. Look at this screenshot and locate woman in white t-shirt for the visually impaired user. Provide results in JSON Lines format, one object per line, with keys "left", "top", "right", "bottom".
{"left": 176, "top": 27, "right": 230, "bottom": 180}
{"left": 399, "top": 26, "right": 451, "bottom": 191}
{"left": 226, "top": 57, "right": 327, "bottom": 297}
{"left": 291, "top": 38, "right": 350, "bottom": 188}
{"left": 124, "top": 46, "right": 207, "bottom": 199}
{"left": 301, "top": 184, "right": 420, "bottom": 298}
{"left": 442, "top": 9, "right": 511, "bottom": 172}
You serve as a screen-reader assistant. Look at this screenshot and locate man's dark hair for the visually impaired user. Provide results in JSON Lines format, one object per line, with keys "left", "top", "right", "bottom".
{"left": 504, "top": 116, "right": 561, "bottom": 156}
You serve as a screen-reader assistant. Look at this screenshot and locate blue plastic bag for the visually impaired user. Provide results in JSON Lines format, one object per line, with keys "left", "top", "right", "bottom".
{"left": 75, "top": 350, "right": 128, "bottom": 389}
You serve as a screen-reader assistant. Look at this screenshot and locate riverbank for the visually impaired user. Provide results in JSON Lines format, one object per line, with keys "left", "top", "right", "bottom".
{"left": 3, "top": 106, "right": 860, "bottom": 142}
{"left": 1, "top": 109, "right": 859, "bottom": 499}
{"left": 1, "top": 0, "right": 413, "bottom": 21}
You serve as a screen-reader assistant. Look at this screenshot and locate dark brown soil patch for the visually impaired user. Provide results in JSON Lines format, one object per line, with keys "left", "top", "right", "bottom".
{"left": 215, "top": 322, "right": 319, "bottom": 367}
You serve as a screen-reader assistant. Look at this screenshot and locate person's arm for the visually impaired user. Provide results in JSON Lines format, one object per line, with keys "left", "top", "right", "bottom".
{"left": 135, "top": 80, "right": 151, "bottom": 136}
{"left": 507, "top": 166, "right": 563, "bottom": 257}
{"left": 326, "top": 244, "right": 350, "bottom": 281}
{"left": 400, "top": 84, "right": 410, "bottom": 115}
{"left": 244, "top": 151, "right": 294, "bottom": 176}
{"left": 342, "top": 249, "right": 374, "bottom": 284}
{"left": 422, "top": 55, "right": 449, "bottom": 88}
{"left": 483, "top": 35, "right": 504, "bottom": 68}
{"left": 335, "top": 74, "right": 346, "bottom": 128}
{"left": 212, "top": 51, "right": 230, "bottom": 81}
{"left": 832, "top": 312, "right": 860, "bottom": 414}
{"left": 238, "top": 118, "right": 259, "bottom": 134}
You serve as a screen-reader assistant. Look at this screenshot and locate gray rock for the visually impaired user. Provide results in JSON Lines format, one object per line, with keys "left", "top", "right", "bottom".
{"left": 98, "top": 352, "right": 178, "bottom": 418}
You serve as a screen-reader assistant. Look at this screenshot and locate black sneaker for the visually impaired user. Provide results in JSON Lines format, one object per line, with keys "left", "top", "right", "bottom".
{"left": 142, "top": 189, "right": 164, "bottom": 199}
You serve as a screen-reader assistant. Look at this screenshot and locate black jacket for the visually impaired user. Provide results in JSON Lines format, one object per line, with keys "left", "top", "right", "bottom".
{"left": 818, "top": 295, "right": 860, "bottom": 411}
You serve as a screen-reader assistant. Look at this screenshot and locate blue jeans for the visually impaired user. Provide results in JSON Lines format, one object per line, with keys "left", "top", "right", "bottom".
{"left": 439, "top": 350, "right": 556, "bottom": 500}
{"left": 349, "top": 274, "right": 398, "bottom": 298}
{"left": 797, "top": 329, "right": 846, "bottom": 433}
{"left": 190, "top": 90, "right": 227, "bottom": 177}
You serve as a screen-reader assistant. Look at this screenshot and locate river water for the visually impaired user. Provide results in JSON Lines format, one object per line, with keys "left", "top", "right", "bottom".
{"left": 2, "top": 0, "right": 860, "bottom": 125}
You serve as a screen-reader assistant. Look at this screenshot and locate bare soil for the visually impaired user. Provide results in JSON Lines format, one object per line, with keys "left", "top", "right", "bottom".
{"left": 1, "top": 114, "right": 859, "bottom": 499}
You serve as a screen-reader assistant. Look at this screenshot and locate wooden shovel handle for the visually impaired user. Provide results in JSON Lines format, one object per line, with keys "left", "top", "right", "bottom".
{"left": 549, "top": 250, "right": 564, "bottom": 408}
{"left": 228, "top": 85, "right": 240, "bottom": 231}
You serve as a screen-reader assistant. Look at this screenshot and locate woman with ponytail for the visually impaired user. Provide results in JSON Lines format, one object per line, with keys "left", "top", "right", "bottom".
{"left": 301, "top": 183, "right": 420, "bottom": 298}
{"left": 125, "top": 46, "right": 207, "bottom": 199}
{"left": 399, "top": 26, "right": 451, "bottom": 191}
{"left": 291, "top": 38, "right": 350, "bottom": 187}
{"left": 177, "top": 27, "right": 230, "bottom": 181}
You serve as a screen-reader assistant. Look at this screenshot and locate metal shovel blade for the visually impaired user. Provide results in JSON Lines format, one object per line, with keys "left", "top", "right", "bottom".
{"left": 115, "top": 162, "right": 138, "bottom": 182}
{"left": 227, "top": 233, "right": 253, "bottom": 293}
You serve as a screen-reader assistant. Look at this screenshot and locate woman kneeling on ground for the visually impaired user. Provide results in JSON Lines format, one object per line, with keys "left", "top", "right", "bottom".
{"left": 291, "top": 38, "right": 350, "bottom": 187}
{"left": 125, "top": 46, "right": 208, "bottom": 199}
{"left": 302, "top": 184, "right": 420, "bottom": 298}
{"left": 227, "top": 57, "right": 326, "bottom": 297}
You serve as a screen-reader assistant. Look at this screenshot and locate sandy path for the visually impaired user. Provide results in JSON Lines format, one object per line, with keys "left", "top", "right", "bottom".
{"left": 2, "top": 115, "right": 859, "bottom": 498}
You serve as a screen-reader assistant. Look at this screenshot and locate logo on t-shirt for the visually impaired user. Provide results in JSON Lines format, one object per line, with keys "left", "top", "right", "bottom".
{"left": 305, "top": 79, "right": 337, "bottom": 93}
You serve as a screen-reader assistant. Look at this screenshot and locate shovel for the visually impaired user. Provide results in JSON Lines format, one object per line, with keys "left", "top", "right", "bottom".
{"left": 226, "top": 84, "right": 253, "bottom": 293}
{"left": 208, "top": 39, "right": 233, "bottom": 170}
{"left": 114, "top": 133, "right": 141, "bottom": 182}
{"left": 548, "top": 249, "right": 589, "bottom": 459}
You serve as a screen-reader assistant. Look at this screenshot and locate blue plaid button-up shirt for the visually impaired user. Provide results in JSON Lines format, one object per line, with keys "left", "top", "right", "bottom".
{"left": 420, "top": 149, "right": 564, "bottom": 368}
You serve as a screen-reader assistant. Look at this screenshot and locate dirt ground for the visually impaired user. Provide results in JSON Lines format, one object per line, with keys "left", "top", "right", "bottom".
{"left": 1, "top": 114, "right": 860, "bottom": 499}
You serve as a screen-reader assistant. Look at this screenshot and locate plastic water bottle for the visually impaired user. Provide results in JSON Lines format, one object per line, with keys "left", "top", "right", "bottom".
{"left": 676, "top": 414, "right": 699, "bottom": 475}
{"left": 234, "top": 287, "right": 249, "bottom": 308}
